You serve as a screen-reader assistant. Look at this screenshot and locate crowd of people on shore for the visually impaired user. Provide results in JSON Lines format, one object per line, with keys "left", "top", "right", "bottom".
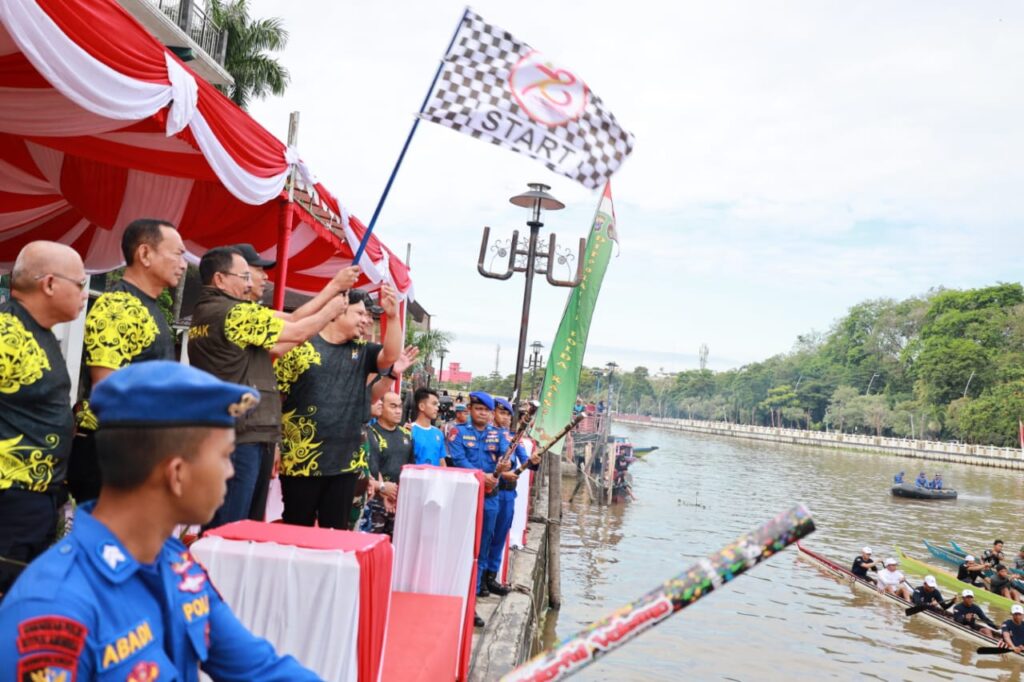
{"left": 0, "top": 220, "right": 540, "bottom": 677}
{"left": 851, "top": 544, "right": 1024, "bottom": 652}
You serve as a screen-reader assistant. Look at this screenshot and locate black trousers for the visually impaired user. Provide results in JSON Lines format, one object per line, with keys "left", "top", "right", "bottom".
{"left": 247, "top": 443, "right": 276, "bottom": 521}
{"left": 280, "top": 473, "right": 360, "bottom": 530}
{"left": 0, "top": 489, "right": 58, "bottom": 595}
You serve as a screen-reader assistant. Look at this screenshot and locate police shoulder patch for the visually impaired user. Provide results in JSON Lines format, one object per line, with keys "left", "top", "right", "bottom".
{"left": 17, "top": 615, "right": 87, "bottom": 658}
{"left": 17, "top": 652, "right": 76, "bottom": 682}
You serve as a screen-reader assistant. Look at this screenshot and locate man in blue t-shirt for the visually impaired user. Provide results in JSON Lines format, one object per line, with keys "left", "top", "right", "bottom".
{"left": 914, "top": 471, "right": 928, "bottom": 487}
{"left": 411, "top": 387, "right": 448, "bottom": 467}
{"left": 1002, "top": 605, "right": 1024, "bottom": 653}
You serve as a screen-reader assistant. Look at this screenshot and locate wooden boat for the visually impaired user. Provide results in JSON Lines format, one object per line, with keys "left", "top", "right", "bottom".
{"left": 947, "top": 540, "right": 1024, "bottom": 590}
{"left": 896, "top": 548, "right": 1014, "bottom": 612}
{"left": 891, "top": 482, "right": 957, "bottom": 500}
{"left": 924, "top": 539, "right": 963, "bottom": 568}
{"left": 633, "top": 446, "right": 658, "bottom": 457}
{"left": 797, "top": 542, "right": 1020, "bottom": 658}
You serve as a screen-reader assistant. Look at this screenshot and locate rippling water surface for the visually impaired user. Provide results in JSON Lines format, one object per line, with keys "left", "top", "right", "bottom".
{"left": 549, "top": 424, "right": 1024, "bottom": 681}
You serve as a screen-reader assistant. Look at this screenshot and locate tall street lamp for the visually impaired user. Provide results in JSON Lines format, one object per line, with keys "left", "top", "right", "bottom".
{"left": 478, "top": 183, "right": 584, "bottom": 421}
{"left": 437, "top": 345, "right": 448, "bottom": 388}
{"left": 529, "top": 340, "right": 544, "bottom": 400}
{"left": 866, "top": 372, "right": 880, "bottom": 395}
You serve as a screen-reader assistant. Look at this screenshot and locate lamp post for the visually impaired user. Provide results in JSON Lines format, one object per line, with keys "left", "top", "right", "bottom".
{"left": 866, "top": 372, "right": 880, "bottom": 395}
{"left": 605, "top": 361, "right": 618, "bottom": 415}
{"left": 478, "top": 183, "right": 584, "bottom": 422}
{"left": 437, "top": 345, "right": 448, "bottom": 388}
{"left": 529, "top": 340, "right": 544, "bottom": 400}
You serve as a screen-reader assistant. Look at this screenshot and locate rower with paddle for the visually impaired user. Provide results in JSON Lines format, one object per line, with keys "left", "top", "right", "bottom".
{"left": 851, "top": 546, "right": 880, "bottom": 586}
{"left": 907, "top": 575, "right": 955, "bottom": 616}
{"left": 952, "top": 589, "right": 998, "bottom": 637}
{"left": 1000, "top": 604, "right": 1024, "bottom": 653}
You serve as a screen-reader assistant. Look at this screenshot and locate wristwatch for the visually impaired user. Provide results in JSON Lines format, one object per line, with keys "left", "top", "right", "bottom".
{"left": 380, "top": 365, "right": 397, "bottom": 380}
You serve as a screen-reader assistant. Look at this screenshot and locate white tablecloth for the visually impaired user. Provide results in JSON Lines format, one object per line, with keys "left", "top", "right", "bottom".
{"left": 192, "top": 536, "right": 360, "bottom": 682}
{"left": 391, "top": 465, "right": 482, "bottom": 680}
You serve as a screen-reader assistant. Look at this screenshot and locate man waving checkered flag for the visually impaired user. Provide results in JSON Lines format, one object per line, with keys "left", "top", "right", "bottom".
{"left": 420, "top": 9, "right": 635, "bottom": 189}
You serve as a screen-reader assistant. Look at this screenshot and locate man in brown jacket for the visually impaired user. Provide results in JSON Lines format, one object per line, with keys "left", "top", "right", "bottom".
{"left": 188, "top": 246, "right": 354, "bottom": 529}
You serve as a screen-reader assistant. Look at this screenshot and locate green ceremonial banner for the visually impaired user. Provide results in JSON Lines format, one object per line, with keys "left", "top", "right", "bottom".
{"left": 531, "top": 182, "right": 618, "bottom": 452}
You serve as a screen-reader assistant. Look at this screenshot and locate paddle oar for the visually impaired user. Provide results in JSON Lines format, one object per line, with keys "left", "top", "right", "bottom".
{"left": 978, "top": 646, "right": 1019, "bottom": 655}
{"left": 904, "top": 596, "right": 956, "bottom": 616}
{"left": 500, "top": 504, "right": 815, "bottom": 682}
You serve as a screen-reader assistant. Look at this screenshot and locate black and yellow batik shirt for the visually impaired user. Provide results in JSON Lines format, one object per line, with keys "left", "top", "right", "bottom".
{"left": 366, "top": 423, "right": 413, "bottom": 483}
{"left": 84, "top": 279, "right": 174, "bottom": 370}
{"left": 188, "top": 287, "right": 284, "bottom": 444}
{"left": 0, "top": 299, "right": 73, "bottom": 493}
{"left": 275, "top": 334, "right": 382, "bottom": 477}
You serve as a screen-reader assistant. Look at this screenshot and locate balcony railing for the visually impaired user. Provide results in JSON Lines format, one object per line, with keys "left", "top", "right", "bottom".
{"left": 151, "top": 0, "right": 227, "bottom": 64}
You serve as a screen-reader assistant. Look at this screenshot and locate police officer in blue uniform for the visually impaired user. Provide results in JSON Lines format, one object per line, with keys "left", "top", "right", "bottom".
{"left": 0, "top": 361, "right": 319, "bottom": 681}
{"left": 447, "top": 392, "right": 511, "bottom": 608}
{"left": 483, "top": 397, "right": 531, "bottom": 595}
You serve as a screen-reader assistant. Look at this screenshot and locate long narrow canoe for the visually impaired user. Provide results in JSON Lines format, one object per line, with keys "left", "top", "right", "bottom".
{"left": 949, "top": 541, "right": 1024, "bottom": 577}
{"left": 924, "top": 539, "right": 963, "bottom": 568}
{"left": 896, "top": 547, "right": 1014, "bottom": 612}
{"left": 946, "top": 540, "right": 1024, "bottom": 589}
{"left": 797, "top": 542, "right": 1019, "bottom": 658}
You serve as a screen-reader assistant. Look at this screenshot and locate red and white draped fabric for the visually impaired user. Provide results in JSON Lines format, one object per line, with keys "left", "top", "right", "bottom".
{"left": 0, "top": 0, "right": 411, "bottom": 296}
{"left": 193, "top": 521, "right": 394, "bottom": 682}
{"left": 392, "top": 466, "right": 484, "bottom": 682}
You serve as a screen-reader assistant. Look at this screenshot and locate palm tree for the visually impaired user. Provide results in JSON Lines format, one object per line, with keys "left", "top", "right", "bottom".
{"left": 405, "top": 328, "right": 454, "bottom": 384}
{"left": 210, "top": 0, "right": 290, "bottom": 109}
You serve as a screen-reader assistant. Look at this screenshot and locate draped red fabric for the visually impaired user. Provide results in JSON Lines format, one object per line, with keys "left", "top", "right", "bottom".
{"left": 0, "top": 0, "right": 411, "bottom": 296}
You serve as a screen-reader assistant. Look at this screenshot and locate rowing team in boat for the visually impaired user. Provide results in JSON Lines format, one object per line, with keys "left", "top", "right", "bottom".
{"left": 893, "top": 471, "right": 944, "bottom": 489}
{"left": 957, "top": 539, "right": 1024, "bottom": 603}
{"left": 852, "top": 546, "right": 1024, "bottom": 651}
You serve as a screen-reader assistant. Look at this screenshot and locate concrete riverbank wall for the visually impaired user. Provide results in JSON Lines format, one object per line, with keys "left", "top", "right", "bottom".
{"left": 468, "top": 469, "right": 551, "bottom": 680}
{"left": 614, "top": 415, "right": 1024, "bottom": 471}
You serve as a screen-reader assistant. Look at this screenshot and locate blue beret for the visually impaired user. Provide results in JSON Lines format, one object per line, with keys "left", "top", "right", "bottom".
{"left": 92, "top": 361, "right": 259, "bottom": 429}
{"left": 494, "top": 397, "right": 513, "bottom": 413}
{"left": 454, "top": 404, "right": 466, "bottom": 412}
{"left": 468, "top": 391, "right": 494, "bottom": 410}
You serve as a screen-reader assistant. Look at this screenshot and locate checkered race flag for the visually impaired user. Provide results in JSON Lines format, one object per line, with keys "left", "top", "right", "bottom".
{"left": 420, "top": 9, "right": 635, "bottom": 189}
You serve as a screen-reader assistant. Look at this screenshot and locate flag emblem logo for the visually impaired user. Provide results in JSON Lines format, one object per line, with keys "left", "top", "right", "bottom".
{"left": 510, "top": 51, "right": 589, "bottom": 126}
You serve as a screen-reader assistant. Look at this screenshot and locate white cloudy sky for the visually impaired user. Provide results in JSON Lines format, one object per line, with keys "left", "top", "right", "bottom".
{"left": 246, "top": 0, "right": 1024, "bottom": 377}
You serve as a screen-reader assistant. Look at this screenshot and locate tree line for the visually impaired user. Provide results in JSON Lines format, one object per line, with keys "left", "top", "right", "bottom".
{"left": 589, "top": 283, "right": 1024, "bottom": 447}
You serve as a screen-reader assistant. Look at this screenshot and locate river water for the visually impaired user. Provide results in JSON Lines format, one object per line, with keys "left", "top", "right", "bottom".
{"left": 549, "top": 423, "right": 1024, "bottom": 681}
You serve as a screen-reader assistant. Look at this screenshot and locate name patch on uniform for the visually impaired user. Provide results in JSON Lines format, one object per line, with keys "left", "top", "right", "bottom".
{"left": 17, "top": 616, "right": 87, "bottom": 657}
{"left": 182, "top": 595, "right": 210, "bottom": 623}
{"left": 189, "top": 324, "right": 210, "bottom": 339}
{"left": 16, "top": 652, "right": 76, "bottom": 682}
{"left": 100, "top": 621, "right": 154, "bottom": 670}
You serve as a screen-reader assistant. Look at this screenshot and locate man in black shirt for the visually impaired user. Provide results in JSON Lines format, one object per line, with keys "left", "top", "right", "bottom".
{"left": 956, "top": 554, "right": 988, "bottom": 589}
{"left": 988, "top": 565, "right": 1021, "bottom": 602}
{"left": 73, "top": 219, "right": 187, "bottom": 502}
{"left": 274, "top": 287, "right": 401, "bottom": 529}
{"left": 952, "top": 589, "right": 997, "bottom": 636}
{"left": 0, "top": 241, "right": 88, "bottom": 593}
{"left": 983, "top": 540, "right": 1005, "bottom": 568}
{"left": 1002, "top": 605, "right": 1024, "bottom": 653}
{"left": 851, "top": 546, "right": 879, "bottom": 584}
{"left": 362, "top": 392, "right": 414, "bottom": 537}
{"left": 911, "top": 575, "right": 947, "bottom": 612}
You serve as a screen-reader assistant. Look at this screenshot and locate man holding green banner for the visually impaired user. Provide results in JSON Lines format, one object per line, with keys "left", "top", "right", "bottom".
{"left": 531, "top": 182, "right": 618, "bottom": 450}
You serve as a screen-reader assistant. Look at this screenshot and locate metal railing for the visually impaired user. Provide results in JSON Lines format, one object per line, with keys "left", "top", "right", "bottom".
{"left": 150, "top": 0, "right": 227, "bottom": 64}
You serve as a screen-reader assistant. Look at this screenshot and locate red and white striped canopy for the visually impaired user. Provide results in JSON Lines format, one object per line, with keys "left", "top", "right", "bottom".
{"left": 0, "top": 0, "right": 411, "bottom": 296}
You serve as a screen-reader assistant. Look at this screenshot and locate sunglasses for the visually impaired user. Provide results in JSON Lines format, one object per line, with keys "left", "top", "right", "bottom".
{"left": 35, "top": 273, "right": 89, "bottom": 290}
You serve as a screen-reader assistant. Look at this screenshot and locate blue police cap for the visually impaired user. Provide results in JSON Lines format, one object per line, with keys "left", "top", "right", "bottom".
{"left": 454, "top": 404, "right": 466, "bottom": 412}
{"left": 494, "top": 397, "right": 513, "bottom": 414}
{"left": 468, "top": 391, "right": 494, "bottom": 410}
{"left": 92, "top": 361, "right": 259, "bottom": 429}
